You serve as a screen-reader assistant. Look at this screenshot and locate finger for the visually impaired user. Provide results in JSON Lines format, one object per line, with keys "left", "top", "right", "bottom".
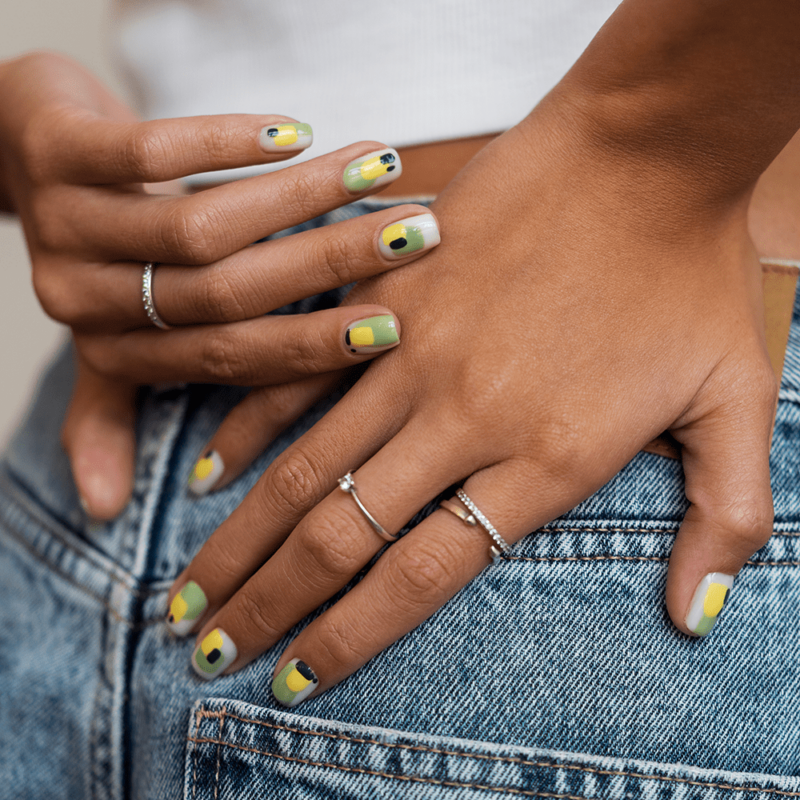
{"left": 67, "top": 144, "right": 402, "bottom": 264}
{"left": 56, "top": 113, "right": 313, "bottom": 184}
{"left": 180, "top": 419, "right": 464, "bottom": 678}
{"left": 268, "top": 461, "right": 540, "bottom": 706}
{"left": 61, "top": 207, "right": 439, "bottom": 331}
{"left": 79, "top": 306, "right": 402, "bottom": 384}
{"left": 165, "top": 365, "right": 409, "bottom": 636}
{"left": 187, "top": 372, "right": 346, "bottom": 496}
{"left": 666, "top": 362, "right": 776, "bottom": 637}
{"left": 61, "top": 359, "right": 137, "bottom": 520}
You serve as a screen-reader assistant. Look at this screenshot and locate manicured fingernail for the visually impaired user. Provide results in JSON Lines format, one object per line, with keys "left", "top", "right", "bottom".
{"left": 166, "top": 581, "right": 208, "bottom": 636}
{"left": 378, "top": 213, "right": 441, "bottom": 259}
{"left": 272, "top": 658, "right": 319, "bottom": 707}
{"left": 188, "top": 450, "right": 224, "bottom": 496}
{"left": 686, "top": 573, "right": 734, "bottom": 636}
{"left": 259, "top": 122, "right": 313, "bottom": 152}
{"left": 343, "top": 148, "right": 402, "bottom": 193}
{"left": 192, "top": 628, "right": 237, "bottom": 680}
{"left": 345, "top": 314, "right": 399, "bottom": 354}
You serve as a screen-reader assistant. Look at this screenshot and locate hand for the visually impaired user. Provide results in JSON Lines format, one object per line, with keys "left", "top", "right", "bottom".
{"left": 0, "top": 52, "right": 439, "bottom": 518}
{"left": 164, "top": 94, "right": 776, "bottom": 697}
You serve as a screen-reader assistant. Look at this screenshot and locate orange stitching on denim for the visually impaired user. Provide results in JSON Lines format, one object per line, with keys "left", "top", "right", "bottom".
{"left": 213, "top": 707, "right": 226, "bottom": 800}
{"left": 191, "top": 708, "right": 200, "bottom": 800}
{"left": 187, "top": 735, "right": 588, "bottom": 799}
{"left": 508, "top": 555, "right": 800, "bottom": 567}
{"left": 188, "top": 708, "right": 800, "bottom": 798}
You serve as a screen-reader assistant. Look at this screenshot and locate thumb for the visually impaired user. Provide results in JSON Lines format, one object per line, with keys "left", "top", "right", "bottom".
{"left": 666, "top": 364, "right": 776, "bottom": 637}
{"left": 61, "top": 358, "right": 137, "bottom": 521}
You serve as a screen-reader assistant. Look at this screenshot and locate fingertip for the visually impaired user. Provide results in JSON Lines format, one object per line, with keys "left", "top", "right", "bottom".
{"left": 377, "top": 211, "right": 441, "bottom": 261}
{"left": 74, "top": 442, "right": 134, "bottom": 521}
{"left": 343, "top": 312, "right": 401, "bottom": 355}
{"left": 187, "top": 450, "right": 226, "bottom": 496}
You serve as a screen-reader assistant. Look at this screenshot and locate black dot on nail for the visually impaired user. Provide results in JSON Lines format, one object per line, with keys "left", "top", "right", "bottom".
{"left": 380, "top": 153, "right": 395, "bottom": 165}
{"left": 390, "top": 237, "right": 407, "bottom": 250}
{"left": 350, "top": 349, "right": 357, "bottom": 353}
{"left": 167, "top": 614, "right": 174, "bottom": 623}
{"left": 386, "top": 165, "right": 396, "bottom": 172}
{"left": 345, "top": 330, "right": 351, "bottom": 346}
{"left": 267, "top": 128, "right": 279, "bottom": 137}
{"left": 207, "top": 648, "right": 221, "bottom": 664}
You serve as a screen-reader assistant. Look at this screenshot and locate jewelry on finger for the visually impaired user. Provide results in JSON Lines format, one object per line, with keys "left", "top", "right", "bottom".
{"left": 439, "top": 498, "right": 477, "bottom": 526}
{"left": 142, "top": 262, "right": 172, "bottom": 330}
{"left": 455, "top": 489, "right": 512, "bottom": 563}
{"left": 338, "top": 472, "right": 398, "bottom": 543}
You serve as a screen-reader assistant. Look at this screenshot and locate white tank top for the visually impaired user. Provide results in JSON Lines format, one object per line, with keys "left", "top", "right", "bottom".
{"left": 113, "top": 0, "right": 621, "bottom": 183}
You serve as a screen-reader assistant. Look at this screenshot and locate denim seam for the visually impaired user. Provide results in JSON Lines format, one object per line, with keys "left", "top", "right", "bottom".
{"left": 0, "top": 471, "right": 163, "bottom": 598}
{"left": 507, "top": 555, "right": 800, "bottom": 566}
{"left": 187, "top": 734, "right": 589, "bottom": 799}
{"left": 189, "top": 709, "right": 800, "bottom": 797}
{"left": 214, "top": 708, "right": 225, "bottom": 800}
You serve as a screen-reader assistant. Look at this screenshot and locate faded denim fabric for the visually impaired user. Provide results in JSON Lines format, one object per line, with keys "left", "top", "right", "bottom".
{"left": 1, "top": 200, "right": 799, "bottom": 800}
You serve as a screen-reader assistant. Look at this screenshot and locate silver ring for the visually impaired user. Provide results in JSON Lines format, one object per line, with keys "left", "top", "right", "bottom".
{"left": 439, "top": 498, "right": 477, "bottom": 526}
{"left": 455, "top": 489, "right": 512, "bottom": 563}
{"left": 338, "top": 472, "right": 398, "bottom": 543}
{"left": 142, "top": 262, "right": 172, "bottom": 330}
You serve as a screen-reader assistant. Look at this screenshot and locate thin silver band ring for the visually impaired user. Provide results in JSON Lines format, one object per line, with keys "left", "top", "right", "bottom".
{"left": 142, "top": 262, "right": 172, "bottom": 330}
{"left": 455, "top": 489, "right": 512, "bottom": 563}
{"left": 338, "top": 472, "right": 398, "bottom": 543}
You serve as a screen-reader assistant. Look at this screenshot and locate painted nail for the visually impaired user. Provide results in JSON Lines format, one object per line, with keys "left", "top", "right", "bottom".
{"left": 686, "top": 573, "right": 734, "bottom": 636}
{"left": 192, "top": 628, "right": 237, "bottom": 680}
{"left": 188, "top": 450, "right": 224, "bottom": 496}
{"left": 378, "top": 213, "right": 441, "bottom": 259}
{"left": 272, "top": 658, "right": 319, "bottom": 707}
{"left": 343, "top": 148, "right": 402, "bottom": 193}
{"left": 345, "top": 314, "right": 399, "bottom": 354}
{"left": 259, "top": 122, "right": 313, "bottom": 152}
{"left": 166, "top": 581, "right": 208, "bottom": 636}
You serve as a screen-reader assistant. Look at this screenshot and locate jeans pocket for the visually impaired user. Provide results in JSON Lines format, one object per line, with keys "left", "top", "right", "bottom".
{"left": 184, "top": 697, "right": 800, "bottom": 800}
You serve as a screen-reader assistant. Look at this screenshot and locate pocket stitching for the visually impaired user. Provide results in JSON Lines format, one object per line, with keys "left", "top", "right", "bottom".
{"left": 188, "top": 707, "right": 800, "bottom": 797}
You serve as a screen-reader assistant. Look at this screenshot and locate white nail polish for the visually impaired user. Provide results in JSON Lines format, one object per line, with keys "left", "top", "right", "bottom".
{"left": 343, "top": 148, "right": 402, "bottom": 193}
{"left": 685, "top": 572, "right": 734, "bottom": 636}
{"left": 377, "top": 213, "right": 441, "bottom": 259}
{"left": 188, "top": 450, "right": 224, "bottom": 496}
{"left": 192, "top": 628, "right": 238, "bottom": 680}
{"left": 259, "top": 123, "right": 313, "bottom": 152}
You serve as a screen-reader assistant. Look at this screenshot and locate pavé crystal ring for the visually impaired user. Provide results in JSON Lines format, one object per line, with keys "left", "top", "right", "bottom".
{"left": 338, "top": 472, "right": 398, "bottom": 543}
{"left": 452, "top": 489, "right": 512, "bottom": 564}
{"left": 142, "top": 262, "right": 172, "bottom": 330}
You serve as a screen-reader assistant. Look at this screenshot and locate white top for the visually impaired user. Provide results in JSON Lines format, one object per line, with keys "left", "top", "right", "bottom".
{"left": 113, "top": 0, "right": 621, "bottom": 183}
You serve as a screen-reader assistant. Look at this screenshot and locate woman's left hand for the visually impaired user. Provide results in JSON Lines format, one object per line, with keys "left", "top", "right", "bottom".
{"left": 166, "top": 94, "right": 779, "bottom": 700}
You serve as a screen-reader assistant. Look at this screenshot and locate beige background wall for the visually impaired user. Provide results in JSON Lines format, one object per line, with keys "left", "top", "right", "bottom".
{"left": 0, "top": 0, "right": 125, "bottom": 447}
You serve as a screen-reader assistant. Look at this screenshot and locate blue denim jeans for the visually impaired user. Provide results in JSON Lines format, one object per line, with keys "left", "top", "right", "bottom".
{"left": 1, "top": 200, "right": 799, "bottom": 799}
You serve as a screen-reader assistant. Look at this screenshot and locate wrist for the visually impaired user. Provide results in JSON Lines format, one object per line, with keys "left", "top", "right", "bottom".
{"left": 536, "top": 0, "right": 800, "bottom": 213}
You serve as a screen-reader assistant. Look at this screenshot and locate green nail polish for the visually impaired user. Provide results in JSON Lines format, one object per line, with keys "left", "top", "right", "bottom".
{"left": 345, "top": 314, "right": 399, "bottom": 354}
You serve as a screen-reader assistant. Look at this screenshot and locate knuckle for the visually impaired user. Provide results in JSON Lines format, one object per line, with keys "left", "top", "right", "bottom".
{"left": 316, "top": 233, "right": 360, "bottom": 287}
{"left": 389, "top": 538, "right": 459, "bottom": 610}
{"left": 281, "top": 324, "right": 326, "bottom": 376}
{"left": 157, "top": 203, "right": 220, "bottom": 264}
{"left": 266, "top": 449, "right": 327, "bottom": 519}
{"left": 198, "top": 265, "right": 248, "bottom": 322}
{"left": 718, "top": 498, "right": 774, "bottom": 550}
{"left": 311, "top": 616, "right": 370, "bottom": 671}
{"left": 275, "top": 170, "right": 320, "bottom": 220}
{"left": 123, "top": 126, "right": 167, "bottom": 182}
{"left": 232, "top": 589, "right": 281, "bottom": 642}
{"left": 31, "top": 262, "right": 84, "bottom": 325}
{"left": 296, "top": 507, "right": 366, "bottom": 580}
{"left": 198, "top": 328, "right": 244, "bottom": 382}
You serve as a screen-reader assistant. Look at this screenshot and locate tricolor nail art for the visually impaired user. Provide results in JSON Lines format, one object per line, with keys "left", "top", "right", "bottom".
{"left": 192, "top": 628, "right": 237, "bottom": 680}
{"left": 259, "top": 123, "right": 313, "bottom": 152}
{"left": 378, "top": 213, "right": 441, "bottom": 259}
{"left": 272, "top": 658, "right": 319, "bottom": 707}
{"left": 188, "top": 450, "right": 224, "bottom": 496}
{"left": 166, "top": 581, "right": 208, "bottom": 636}
{"left": 343, "top": 148, "right": 401, "bottom": 193}
{"left": 686, "top": 573, "right": 734, "bottom": 636}
{"left": 345, "top": 314, "right": 399, "bottom": 354}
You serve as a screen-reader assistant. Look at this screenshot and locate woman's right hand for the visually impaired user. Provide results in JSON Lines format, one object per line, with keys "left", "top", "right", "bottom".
{"left": 0, "top": 51, "right": 439, "bottom": 518}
